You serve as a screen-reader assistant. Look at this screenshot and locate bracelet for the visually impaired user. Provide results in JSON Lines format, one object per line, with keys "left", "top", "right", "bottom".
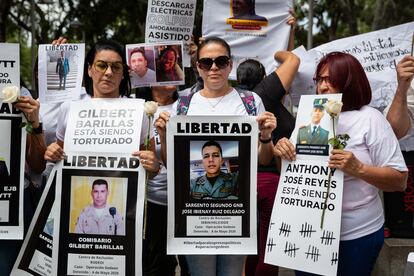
{"left": 259, "top": 135, "right": 272, "bottom": 144}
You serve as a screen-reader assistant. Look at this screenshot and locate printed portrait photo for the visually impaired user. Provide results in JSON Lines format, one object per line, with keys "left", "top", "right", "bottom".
{"left": 69, "top": 176, "right": 128, "bottom": 236}
{"left": 296, "top": 97, "right": 330, "bottom": 146}
{"left": 126, "top": 45, "right": 156, "bottom": 88}
{"left": 228, "top": 0, "right": 268, "bottom": 22}
{"left": 154, "top": 44, "right": 184, "bottom": 83}
{"left": 46, "top": 50, "right": 78, "bottom": 91}
{"left": 189, "top": 140, "right": 239, "bottom": 200}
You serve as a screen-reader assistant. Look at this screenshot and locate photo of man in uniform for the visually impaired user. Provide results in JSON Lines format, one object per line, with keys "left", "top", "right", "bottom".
{"left": 129, "top": 47, "right": 156, "bottom": 87}
{"left": 56, "top": 51, "right": 69, "bottom": 90}
{"left": 229, "top": 0, "right": 267, "bottom": 22}
{"left": 297, "top": 98, "right": 329, "bottom": 145}
{"left": 190, "top": 141, "right": 238, "bottom": 200}
{"left": 74, "top": 179, "right": 125, "bottom": 235}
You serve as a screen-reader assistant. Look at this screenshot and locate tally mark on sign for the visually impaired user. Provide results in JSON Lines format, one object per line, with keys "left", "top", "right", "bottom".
{"left": 299, "top": 222, "right": 316, "bottom": 238}
{"left": 305, "top": 245, "right": 320, "bottom": 262}
{"left": 269, "top": 221, "right": 275, "bottom": 230}
{"left": 279, "top": 222, "right": 291, "bottom": 237}
{"left": 284, "top": 241, "right": 299, "bottom": 257}
{"left": 320, "top": 230, "right": 336, "bottom": 245}
{"left": 331, "top": 252, "right": 339, "bottom": 265}
{"left": 266, "top": 238, "right": 276, "bottom": 252}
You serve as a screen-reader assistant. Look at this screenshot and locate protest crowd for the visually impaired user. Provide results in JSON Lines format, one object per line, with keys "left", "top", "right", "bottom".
{"left": 1, "top": 1, "right": 414, "bottom": 276}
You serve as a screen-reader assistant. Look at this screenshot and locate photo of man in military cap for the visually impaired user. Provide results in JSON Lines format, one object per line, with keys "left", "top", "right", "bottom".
{"left": 297, "top": 98, "right": 330, "bottom": 145}
{"left": 190, "top": 140, "right": 238, "bottom": 200}
{"left": 74, "top": 179, "right": 125, "bottom": 236}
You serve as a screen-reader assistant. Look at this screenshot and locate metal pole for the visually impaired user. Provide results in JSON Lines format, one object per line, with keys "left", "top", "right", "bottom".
{"left": 307, "top": 0, "right": 313, "bottom": 50}
{"left": 30, "top": 0, "right": 36, "bottom": 91}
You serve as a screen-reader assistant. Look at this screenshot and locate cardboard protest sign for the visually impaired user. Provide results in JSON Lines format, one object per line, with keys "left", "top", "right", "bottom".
{"left": 265, "top": 94, "right": 344, "bottom": 275}
{"left": 0, "top": 43, "right": 19, "bottom": 92}
{"left": 126, "top": 42, "right": 185, "bottom": 88}
{"left": 145, "top": 0, "right": 196, "bottom": 67}
{"left": 12, "top": 167, "right": 57, "bottom": 276}
{"left": 312, "top": 21, "right": 414, "bottom": 111}
{"left": 202, "top": 0, "right": 291, "bottom": 79}
{"left": 38, "top": 44, "right": 85, "bottom": 104}
{"left": 53, "top": 98, "right": 146, "bottom": 275}
{"left": 167, "top": 115, "right": 258, "bottom": 254}
{"left": 0, "top": 43, "right": 25, "bottom": 240}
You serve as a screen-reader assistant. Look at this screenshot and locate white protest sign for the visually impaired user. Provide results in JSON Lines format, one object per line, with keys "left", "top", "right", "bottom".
{"left": 64, "top": 98, "right": 145, "bottom": 153}
{"left": 313, "top": 21, "right": 414, "bottom": 111}
{"left": 167, "top": 116, "right": 258, "bottom": 254}
{"left": 265, "top": 94, "right": 344, "bottom": 275}
{"left": 0, "top": 43, "right": 19, "bottom": 92}
{"left": 202, "top": 0, "right": 291, "bottom": 79}
{"left": 38, "top": 44, "right": 85, "bottom": 104}
{"left": 145, "top": 0, "right": 196, "bottom": 67}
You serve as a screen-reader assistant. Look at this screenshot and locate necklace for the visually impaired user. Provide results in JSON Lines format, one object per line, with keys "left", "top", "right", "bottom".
{"left": 206, "top": 95, "right": 226, "bottom": 111}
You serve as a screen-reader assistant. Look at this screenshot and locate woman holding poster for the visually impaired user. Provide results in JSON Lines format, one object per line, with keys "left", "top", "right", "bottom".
{"left": 156, "top": 37, "right": 276, "bottom": 276}
{"left": 44, "top": 40, "right": 160, "bottom": 173}
{"left": 274, "top": 52, "right": 408, "bottom": 275}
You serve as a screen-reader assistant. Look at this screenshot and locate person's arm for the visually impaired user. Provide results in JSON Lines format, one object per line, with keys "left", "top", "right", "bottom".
{"left": 257, "top": 112, "right": 277, "bottom": 165}
{"left": 286, "top": 9, "right": 297, "bottom": 51}
{"left": 386, "top": 55, "right": 414, "bottom": 138}
{"left": 329, "top": 149, "right": 407, "bottom": 191}
{"left": 274, "top": 51, "right": 300, "bottom": 93}
{"left": 14, "top": 96, "right": 46, "bottom": 172}
{"left": 44, "top": 140, "right": 64, "bottom": 161}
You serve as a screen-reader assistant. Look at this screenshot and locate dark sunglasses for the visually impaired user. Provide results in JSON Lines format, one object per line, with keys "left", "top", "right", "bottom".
{"left": 197, "top": 56, "right": 230, "bottom": 71}
{"left": 93, "top": 60, "right": 124, "bottom": 74}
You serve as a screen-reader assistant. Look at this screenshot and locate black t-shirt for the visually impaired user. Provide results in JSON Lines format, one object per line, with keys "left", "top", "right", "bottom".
{"left": 254, "top": 72, "right": 295, "bottom": 173}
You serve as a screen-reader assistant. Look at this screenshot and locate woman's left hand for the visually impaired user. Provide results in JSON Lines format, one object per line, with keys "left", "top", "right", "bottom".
{"left": 257, "top": 112, "right": 277, "bottom": 140}
{"left": 14, "top": 96, "right": 40, "bottom": 128}
{"left": 133, "top": 150, "right": 160, "bottom": 173}
{"left": 328, "top": 149, "right": 363, "bottom": 176}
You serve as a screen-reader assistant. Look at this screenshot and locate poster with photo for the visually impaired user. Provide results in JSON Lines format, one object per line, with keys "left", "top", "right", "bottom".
{"left": 145, "top": 0, "right": 196, "bottom": 67}
{"left": 0, "top": 43, "right": 20, "bottom": 92}
{"left": 11, "top": 167, "right": 57, "bottom": 276}
{"left": 38, "top": 44, "right": 85, "bottom": 104}
{"left": 126, "top": 42, "right": 185, "bottom": 88}
{"left": 53, "top": 156, "right": 145, "bottom": 276}
{"left": 0, "top": 110, "right": 26, "bottom": 240}
{"left": 265, "top": 94, "right": 345, "bottom": 275}
{"left": 202, "top": 0, "right": 291, "bottom": 79}
{"left": 167, "top": 115, "right": 258, "bottom": 254}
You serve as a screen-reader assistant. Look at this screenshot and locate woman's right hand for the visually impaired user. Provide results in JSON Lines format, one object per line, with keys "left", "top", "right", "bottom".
{"left": 155, "top": 111, "right": 171, "bottom": 142}
{"left": 274, "top": 137, "right": 296, "bottom": 161}
{"left": 44, "top": 142, "right": 65, "bottom": 162}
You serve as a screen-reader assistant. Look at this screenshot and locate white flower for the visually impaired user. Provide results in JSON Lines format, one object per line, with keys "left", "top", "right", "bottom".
{"left": 324, "top": 99, "right": 343, "bottom": 117}
{"left": 144, "top": 101, "right": 158, "bottom": 117}
{"left": 1, "top": 86, "right": 20, "bottom": 103}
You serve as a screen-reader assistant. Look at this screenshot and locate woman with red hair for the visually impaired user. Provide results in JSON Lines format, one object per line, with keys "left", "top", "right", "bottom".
{"left": 274, "top": 52, "right": 408, "bottom": 275}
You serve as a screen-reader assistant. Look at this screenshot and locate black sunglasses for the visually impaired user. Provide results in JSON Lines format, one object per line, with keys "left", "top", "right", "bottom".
{"left": 197, "top": 56, "right": 230, "bottom": 71}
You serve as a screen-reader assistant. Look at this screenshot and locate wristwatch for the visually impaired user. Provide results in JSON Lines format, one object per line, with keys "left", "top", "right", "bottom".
{"left": 32, "top": 123, "right": 43, "bottom": 134}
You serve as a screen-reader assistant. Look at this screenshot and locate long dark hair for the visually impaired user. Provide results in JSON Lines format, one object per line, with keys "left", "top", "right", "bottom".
{"left": 84, "top": 40, "right": 131, "bottom": 97}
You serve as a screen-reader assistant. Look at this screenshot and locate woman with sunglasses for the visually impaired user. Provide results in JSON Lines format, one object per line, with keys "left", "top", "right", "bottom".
{"left": 274, "top": 52, "right": 407, "bottom": 276}
{"left": 156, "top": 37, "right": 276, "bottom": 276}
{"left": 45, "top": 40, "right": 160, "bottom": 174}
